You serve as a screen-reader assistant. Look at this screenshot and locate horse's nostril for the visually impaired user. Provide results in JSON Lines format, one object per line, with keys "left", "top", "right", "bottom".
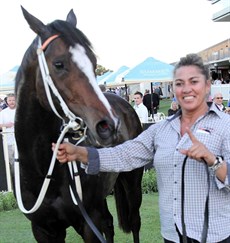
{"left": 96, "top": 120, "right": 113, "bottom": 139}
{"left": 100, "top": 121, "right": 109, "bottom": 130}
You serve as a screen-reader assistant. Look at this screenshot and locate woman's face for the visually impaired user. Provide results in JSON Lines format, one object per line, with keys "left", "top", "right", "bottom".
{"left": 173, "top": 65, "right": 210, "bottom": 113}
{"left": 172, "top": 102, "right": 178, "bottom": 110}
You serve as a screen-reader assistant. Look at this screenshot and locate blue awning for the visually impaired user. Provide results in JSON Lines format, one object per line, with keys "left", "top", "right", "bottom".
{"left": 0, "top": 66, "right": 19, "bottom": 93}
{"left": 100, "top": 66, "right": 130, "bottom": 85}
{"left": 123, "top": 57, "right": 174, "bottom": 82}
{"left": 96, "top": 71, "right": 113, "bottom": 84}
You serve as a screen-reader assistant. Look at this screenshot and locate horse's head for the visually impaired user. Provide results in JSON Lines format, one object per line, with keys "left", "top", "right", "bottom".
{"left": 20, "top": 6, "right": 120, "bottom": 146}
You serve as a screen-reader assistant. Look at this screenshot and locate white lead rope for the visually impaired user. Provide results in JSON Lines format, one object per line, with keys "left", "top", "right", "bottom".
{"left": 65, "top": 138, "right": 83, "bottom": 203}
{"left": 15, "top": 120, "right": 83, "bottom": 214}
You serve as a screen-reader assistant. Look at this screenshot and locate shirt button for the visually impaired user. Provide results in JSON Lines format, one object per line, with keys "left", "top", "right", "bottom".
{"left": 174, "top": 164, "right": 177, "bottom": 167}
{"left": 174, "top": 198, "right": 177, "bottom": 200}
{"left": 174, "top": 181, "right": 177, "bottom": 184}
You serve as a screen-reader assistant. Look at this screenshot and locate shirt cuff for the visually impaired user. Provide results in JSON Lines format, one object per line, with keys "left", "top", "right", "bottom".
{"left": 227, "top": 163, "right": 230, "bottom": 182}
{"left": 214, "top": 163, "right": 230, "bottom": 191}
{"left": 85, "top": 147, "right": 100, "bottom": 174}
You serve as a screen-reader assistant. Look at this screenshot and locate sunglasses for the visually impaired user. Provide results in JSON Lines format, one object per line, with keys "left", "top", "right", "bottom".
{"left": 216, "top": 97, "right": 223, "bottom": 99}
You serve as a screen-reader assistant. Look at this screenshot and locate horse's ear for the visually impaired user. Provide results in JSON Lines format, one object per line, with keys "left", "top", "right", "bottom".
{"left": 21, "top": 5, "right": 49, "bottom": 37}
{"left": 66, "top": 9, "right": 77, "bottom": 27}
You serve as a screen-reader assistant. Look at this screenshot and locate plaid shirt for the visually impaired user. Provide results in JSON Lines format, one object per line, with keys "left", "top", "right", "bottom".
{"left": 87, "top": 103, "right": 230, "bottom": 242}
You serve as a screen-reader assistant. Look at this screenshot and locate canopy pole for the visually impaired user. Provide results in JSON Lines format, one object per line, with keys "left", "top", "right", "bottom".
{"left": 125, "top": 84, "right": 129, "bottom": 102}
{"left": 150, "top": 82, "right": 154, "bottom": 120}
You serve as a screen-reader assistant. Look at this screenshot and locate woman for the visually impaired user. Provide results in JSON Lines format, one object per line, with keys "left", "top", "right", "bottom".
{"left": 168, "top": 101, "right": 179, "bottom": 116}
{"left": 53, "top": 54, "right": 230, "bottom": 242}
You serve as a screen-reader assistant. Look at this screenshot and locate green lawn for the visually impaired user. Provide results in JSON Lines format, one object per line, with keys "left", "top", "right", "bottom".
{"left": 0, "top": 194, "right": 163, "bottom": 243}
{"left": 158, "top": 98, "right": 172, "bottom": 115}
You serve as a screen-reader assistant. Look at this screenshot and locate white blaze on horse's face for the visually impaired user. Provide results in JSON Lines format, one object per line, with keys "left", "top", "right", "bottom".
{"left": 69, "top": 44, "right": 117, "bottom": 122}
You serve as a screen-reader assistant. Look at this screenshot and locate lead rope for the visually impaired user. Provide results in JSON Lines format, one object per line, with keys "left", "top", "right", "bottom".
{"left": 65, "top": 132, "right": 86, "bottom": 203}
{"left": 181, "top": 156, "right": 210, "bottom": 243}
{"left": 65, "top": 130, "right": 107, "bottom": 243}
{"left": 15, "top": 120, "right": 106, "bottom": 242}
{"left": 15, "top": 120, "right": 80, "bottom": 214}
{"left": 67, "top": 163, "right": 106, "bottom": 243}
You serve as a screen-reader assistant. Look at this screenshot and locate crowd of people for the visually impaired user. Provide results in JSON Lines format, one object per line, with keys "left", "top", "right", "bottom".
{"left": 0, "top": 97, "right": 8, "bottom": 111}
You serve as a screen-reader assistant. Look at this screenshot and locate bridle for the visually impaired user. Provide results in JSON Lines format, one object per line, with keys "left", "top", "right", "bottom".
{"left": 14, "top": 35, "right": 107, "bottom": 242}
{"left": 37, "top": 35, "right": 78, "bottom": 121}
{"left": 15, "top": 34, "right": 87, "bottom": 213}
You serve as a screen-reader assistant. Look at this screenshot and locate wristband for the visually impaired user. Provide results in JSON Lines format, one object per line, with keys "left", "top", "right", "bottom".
{"left": 209, "top": 156, "right": 224, "bottom": 172}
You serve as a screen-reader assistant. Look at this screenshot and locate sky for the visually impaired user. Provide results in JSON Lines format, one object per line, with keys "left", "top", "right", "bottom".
{"left": 0, "top": 0, "right": 229, "bottom": 75}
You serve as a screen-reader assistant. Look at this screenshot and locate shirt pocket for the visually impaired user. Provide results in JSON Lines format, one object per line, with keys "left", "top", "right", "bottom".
{"left": 194, "top": 130, "right": 222, "bottom": 155}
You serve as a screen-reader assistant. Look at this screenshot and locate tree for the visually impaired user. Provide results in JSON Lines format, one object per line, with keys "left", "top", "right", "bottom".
{"left": 95, "top": 64, "right": 112, "bottom": 76}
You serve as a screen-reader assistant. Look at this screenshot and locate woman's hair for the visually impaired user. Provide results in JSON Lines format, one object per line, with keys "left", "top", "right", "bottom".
{"left": 173, "top": 53, "right": 210, "bottom": 80}
{"left": 171, "top": 101, "right": 179, "bottom": 110}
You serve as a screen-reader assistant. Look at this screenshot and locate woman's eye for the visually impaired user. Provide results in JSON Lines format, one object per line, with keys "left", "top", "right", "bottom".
{"left": 191, "top": 80, "right": 198, "bottom": 84}
{"left": 175, "top": 82, "right": 182, "bottom": 87}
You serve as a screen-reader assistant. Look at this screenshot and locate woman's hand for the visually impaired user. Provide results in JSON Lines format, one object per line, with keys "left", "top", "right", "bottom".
{"left": 180, "top": 127, "right": 216, "bottom": 165}
{"left": 52, "top": 143, "right": 88, "bottom": 164}
{"left": 180, "top": 127, "right": 227, "bottom": 182}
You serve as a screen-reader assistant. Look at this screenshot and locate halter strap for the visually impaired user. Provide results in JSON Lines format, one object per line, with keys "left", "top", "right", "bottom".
{"left": 41, "top": 34, "right": 59, "bottom": 50}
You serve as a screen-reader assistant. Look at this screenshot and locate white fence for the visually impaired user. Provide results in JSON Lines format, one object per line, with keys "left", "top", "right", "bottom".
{"left": 0, "top": 128, "right": 13, "bottom": 191}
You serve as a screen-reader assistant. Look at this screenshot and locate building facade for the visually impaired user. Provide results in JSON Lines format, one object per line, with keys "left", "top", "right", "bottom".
{"left": 198, "top": 39, "right": 230, "bottom": 82}
{"left": 198, "top": 0, "right": 230, "bottom": 82}
{"left": 208, "top": 0, "right": 230, "bottom": 22}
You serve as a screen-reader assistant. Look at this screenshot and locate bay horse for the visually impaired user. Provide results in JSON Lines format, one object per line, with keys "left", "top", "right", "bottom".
{"left": 14, "top": 6, "right": 144, "bottom": 243}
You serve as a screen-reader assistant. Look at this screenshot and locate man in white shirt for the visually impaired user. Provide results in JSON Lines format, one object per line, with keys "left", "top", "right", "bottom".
{"left": 214, "top": 78, "right": 222, "bottom": 85}
{"left": 213, "top": 92, "right": 226, "bottom": 111}
{"left": 0, "top": 93, "right": 16, "bottom": 168}
{"left": 133, "top": 91, "right": 148, "bottom": 123}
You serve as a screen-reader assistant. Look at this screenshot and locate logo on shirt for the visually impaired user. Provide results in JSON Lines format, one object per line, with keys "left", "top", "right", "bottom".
{"left": 196, "top": 127, "right": 213, "bottom": 135}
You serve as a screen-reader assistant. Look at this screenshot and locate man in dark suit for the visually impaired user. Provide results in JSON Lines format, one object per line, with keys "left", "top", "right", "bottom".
{"left": 143, "top": 89, "right": 160, "bottom": 116}
{"left": 143, "top": 89, "right": 152, "bottom": 116}
{"left": 152, "top": 88, "right": 160, "bottom": 114}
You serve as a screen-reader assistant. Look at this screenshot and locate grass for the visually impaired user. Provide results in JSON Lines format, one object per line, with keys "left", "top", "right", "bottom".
{"left": 158, "top": 98, "right": 172, "bottom": 115}
{"left": 0, "top": 194, "right": 162, "bottom": 243}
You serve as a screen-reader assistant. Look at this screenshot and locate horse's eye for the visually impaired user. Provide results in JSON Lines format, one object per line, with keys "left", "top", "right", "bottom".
{"left": 54, "top": 61, "right": 64, "bottom": 70}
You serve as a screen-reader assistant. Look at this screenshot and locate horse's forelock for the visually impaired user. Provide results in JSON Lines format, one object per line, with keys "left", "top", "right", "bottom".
{"left": 49, "top": 20, "right": 96, "bottom": 65}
